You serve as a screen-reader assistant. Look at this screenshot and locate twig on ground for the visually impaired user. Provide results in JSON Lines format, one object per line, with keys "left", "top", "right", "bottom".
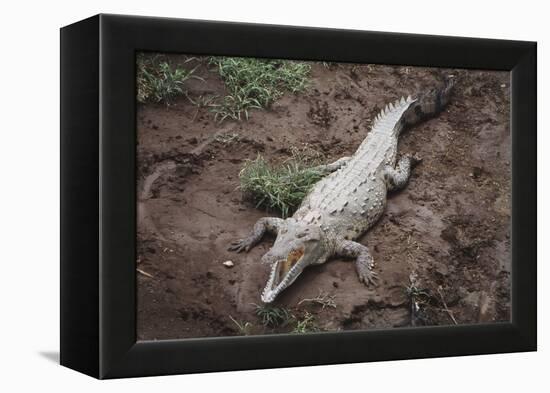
{"left": 137, "top": 268, "right": 154, "bottom": 279}
{"left": 298, "top": 290, "right": 337, "bottom": 309}
{"left": 437, "top": 286, "right": 458, "bottom": 325}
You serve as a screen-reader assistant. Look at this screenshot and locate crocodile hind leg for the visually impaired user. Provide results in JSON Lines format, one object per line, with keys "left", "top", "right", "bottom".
{"left": 384, "top": 154, "right": 422, "bottom": 191}
{"left": 336, "top": 240, "right": 379, "bottom": 286}
{"left": 228, "top": 217, "right": 285, "bottom": 253}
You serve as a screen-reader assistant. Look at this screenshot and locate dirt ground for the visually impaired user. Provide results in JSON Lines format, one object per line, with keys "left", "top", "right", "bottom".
{"left": 136, "top": 56, "right": 511, "bottom": 340}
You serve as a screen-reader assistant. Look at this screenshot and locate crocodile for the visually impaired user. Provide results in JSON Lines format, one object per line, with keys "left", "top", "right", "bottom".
{"left": 229, "top": 79, "right": 455, "bottom": 303}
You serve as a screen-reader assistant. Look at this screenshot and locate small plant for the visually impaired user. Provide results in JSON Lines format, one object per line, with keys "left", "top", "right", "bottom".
{"left": 239, "top": 151, "right": 326, "bottom": 218}
{"left": 405, "top": 282, "right": 431, "bottom": 301}
{"left": 214, "top": 132, "right": 240, "bottom": 146}
{"left": 254, "top": 304, "right": 293, "bottom": 327}
{"left": 187, "top": 94, "right": 218, "bottom": 120}
{"left": 137, "top": 54, "right": 202, "bottom": 104}
{"left": 405, "top": 272, "right": 431, "bottom": 326}
{"left": 229, "top": 315, "right": 253, "bottom": 335}
{"left": 292, "top": 312, "right": 319, "bottom": 333}
{"left": 212, "top": 92, "right": 263, "bottom": 122}
{"left": 187, "top": 94, "right": 218, "bottom": 108}
{"left": 320, "top": 61, "right": 338, "bottom": 69}
{"left": 209, "top": 57, "right": 311, "bottom": 121}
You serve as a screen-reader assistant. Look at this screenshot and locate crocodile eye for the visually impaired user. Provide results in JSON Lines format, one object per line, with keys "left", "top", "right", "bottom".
{"left": 296, "top": 232, "right": 306, "bottom": 238}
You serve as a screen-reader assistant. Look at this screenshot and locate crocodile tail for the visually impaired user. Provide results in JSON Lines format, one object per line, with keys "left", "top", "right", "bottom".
{"left": 402, "top": 77, "right": 455, "bottom": 127}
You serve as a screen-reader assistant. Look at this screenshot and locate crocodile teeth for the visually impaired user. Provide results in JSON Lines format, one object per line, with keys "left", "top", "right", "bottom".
{"left": 389, "top": 102, "right": 394, "bottom": 111}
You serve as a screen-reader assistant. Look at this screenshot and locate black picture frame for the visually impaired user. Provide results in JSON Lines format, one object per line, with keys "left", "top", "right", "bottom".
{"left": 60, "top": 14, "right": 536, "bottom": 379}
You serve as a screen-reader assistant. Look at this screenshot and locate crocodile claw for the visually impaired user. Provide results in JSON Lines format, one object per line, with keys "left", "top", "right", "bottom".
{"left": 358, "top": 270, "right": 379, "bottom": 286}
{"left": 228, "top": 238, "right": 252, "bottom": 253}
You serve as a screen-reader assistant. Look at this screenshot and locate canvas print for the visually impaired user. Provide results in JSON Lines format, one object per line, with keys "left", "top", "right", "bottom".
{"left": 136, "top": 53, "right": 511, "bottom": 340}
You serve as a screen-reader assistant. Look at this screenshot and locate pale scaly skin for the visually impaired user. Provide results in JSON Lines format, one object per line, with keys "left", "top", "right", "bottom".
{"left": 230, "top": 81, "right": 454, "bottom": 303}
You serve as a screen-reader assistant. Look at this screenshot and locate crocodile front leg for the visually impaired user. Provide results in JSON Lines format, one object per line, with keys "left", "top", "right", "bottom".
{"left": 384, "top": 154, "right": 421, "bottom": 191}
{"left": 228, "top": 217, "right": 285, "bottom": 253}
{"left": 313, "top": 156, "right": 351, "bottom": 173}
{"left": 336, "top": 240, "right": 379, "bottom": 286}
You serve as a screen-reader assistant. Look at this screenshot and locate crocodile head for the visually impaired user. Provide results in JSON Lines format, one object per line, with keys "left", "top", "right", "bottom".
{"left": 260, "top": 219, "right": 328, "bottom": 303}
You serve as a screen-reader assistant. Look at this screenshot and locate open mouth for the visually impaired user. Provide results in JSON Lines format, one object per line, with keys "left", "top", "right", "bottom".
{"left": 261, "top": 248, "right": 304, "bottom": 303}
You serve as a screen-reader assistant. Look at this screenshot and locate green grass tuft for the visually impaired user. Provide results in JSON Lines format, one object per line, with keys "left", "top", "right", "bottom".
{"left": 209, "top": 57, "right": 311, "bottom": 121}
{"left": 254, "top": 304, "right": 293, "bottom": 327}
{"left": 239, "top": 151, "right": 325, "bottom": 218}
{"left": 228, "top": 315, "right": 253, "bottom": 335}
{"left": 137, "top": 54, "right": 201, "bottom": 104}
